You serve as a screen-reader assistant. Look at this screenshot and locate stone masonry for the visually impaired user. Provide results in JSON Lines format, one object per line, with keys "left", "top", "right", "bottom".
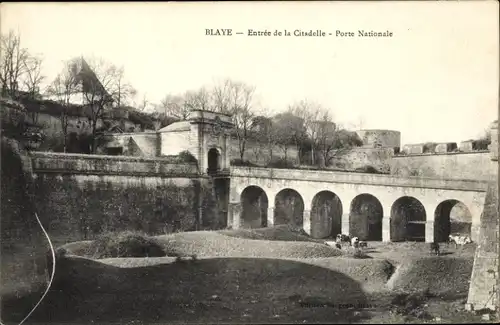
{"left": 466, "top": 182, "right": 499, "bottom": 312}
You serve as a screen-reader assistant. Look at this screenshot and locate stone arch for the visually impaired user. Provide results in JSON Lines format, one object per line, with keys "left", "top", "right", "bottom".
{"left": 310, "top": 191, "right": 343, "bottom": 239}
{"left": 240, "top": 186, "right": 268, "bottom": 228}
{"left": 274, "top": 188, "right": 304, "bottom": 227}
{"left": 349, "top": 194, "right": 383, "bottom": 241}
{"left": 390, "top": 196, "right": 426, "bottom": 242}
{"left": 434, "top": 200, "right": 472, "bottom": 242}
{"left": 207, "top": 147, "right": 221, "bottom": 173}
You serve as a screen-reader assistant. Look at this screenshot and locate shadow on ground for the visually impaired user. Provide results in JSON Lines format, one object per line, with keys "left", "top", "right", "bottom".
{"left": 2, "top": 255, "right": 371, "bottom": 324}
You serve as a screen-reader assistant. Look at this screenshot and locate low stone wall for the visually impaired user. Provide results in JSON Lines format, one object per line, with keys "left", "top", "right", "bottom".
{"left": 30, "top": 151, "right": 199, "bottom": 176}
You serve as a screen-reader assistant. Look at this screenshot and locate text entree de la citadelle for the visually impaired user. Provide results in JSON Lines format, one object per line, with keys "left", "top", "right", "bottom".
{"left": 205, "top": 29, "right": 394, "bottom": 38}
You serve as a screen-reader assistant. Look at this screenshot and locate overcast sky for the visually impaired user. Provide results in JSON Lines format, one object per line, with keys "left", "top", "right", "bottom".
{"left": 1, "top": 2, "right": 498, "bottom": 145}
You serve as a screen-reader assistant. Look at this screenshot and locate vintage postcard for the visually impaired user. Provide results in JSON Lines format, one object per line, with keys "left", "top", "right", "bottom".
{"left": 0, "top": 1, "right": 498, "bottom": 324}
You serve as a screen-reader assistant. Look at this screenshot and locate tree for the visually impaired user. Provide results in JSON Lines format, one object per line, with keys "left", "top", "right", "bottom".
{"left": 74, "top": 56, "right": 122, "bottom": 153}
{"left": 159, "top": 87, "right": 212, "bottom": 120}
{"left": 21, "top": 54, "right": 45, "bottom": 99}
{"left": 0, "top": 96, "right": 27, "bottom": 139}
{"left": 289, "top": 100, "right": 325, "bottom": 165}
{"left": 212, "top": 79, "right": 233, "bottom": 114}
{"left": 252, "top": 115, "right": 275, "bottom": 163}
{"left": 137, "top": 93, "right": 150, "bottom": 111}
{"left": 159, "top": 93, "right": 190, "bottom": 119}
{"left": 184, "top": 87, "right": 212, "bottom": 111}
{"left": 273, "top": 111, "right": 308, "bottom": 164}
{"left": 113, "top": 66, "right": 137, "bottom": 108}
{"left": 213, "top": 79, "right": 258, "bottom": 160}
{"left": 46, "top": 59, "right": 79, "bottom": 152}
{"left": 0, "top": 30, "right": 29, "bottom": 97}
{"left": 317, "top": 123, "right": 363, "bottom": 167}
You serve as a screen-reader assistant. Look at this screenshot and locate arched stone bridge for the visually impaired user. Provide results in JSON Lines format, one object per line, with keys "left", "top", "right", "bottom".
{"left": 227, "top": 167, "right": 488, "bottom": 243}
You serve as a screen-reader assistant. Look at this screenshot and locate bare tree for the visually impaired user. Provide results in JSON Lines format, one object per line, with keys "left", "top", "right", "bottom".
{"left": 74, "top": 56, "right": 122, "bottom": 153}
{"left": 252, "top": 114, "right": 276, "bottom": 163}
{"left": 0, "top": 30, "right": 30, "bottom": 97}
{"left": 137, "top": 93, "right": 150, "bottom": 111}
{"left": 159, "top": 87, "right": 212, "bottom": 120}
{"left": 185, "top": 87, "right": 212, "bottom": 112}
{"left": 46, "top": 59, "right": 79, "bottom": 152}
{"left": 213, "top": 79, "right": 258, "bottom": 160}
{"left": 356, "top": 116, "right": 366, "bottom": 130}
{"left": 273, "top": 111, "right": 308, "bottom": 165}
{"left": 160, "top": 94, "right": 190, "bottom": 119}
{"left": 113, "top": 66, "right": 137, "bottom": 108}
{"left": 212, "top": 79, "right": 233, "bottom": 114}
{"left": 315, "top": 117, "right": 338, "bottom": 167}
{"left": 289, "top": 100, "right": 325, "bottom": 165}
{"left": 21, "top": 54, "right": 45, "bottom": 98}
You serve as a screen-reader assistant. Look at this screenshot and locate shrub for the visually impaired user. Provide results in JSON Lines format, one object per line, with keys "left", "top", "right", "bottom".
{"left": 354, "top": 165, "right": 383, "bottom": 174}
{"left": 230, "top": 159, "right": 258, "bottom": 167}
{"left": 85, "top": 231, "right": 166, "bottom": 259}
{"left": 346, "top": 248, "right": 371, "bottom": 259}
{"left": 473, "top": 138, "right": 490, "bottom": 151}
{"left": 267, "top": 158, "right": 295, "bottom": 169}
{"left": 422, "top": 142, "right": 437, "bottom": 153}
{"left": 37, "top": 134, "right": 65, "bottom": 152}
{"left": 409, "top": 169, "right": 421, "bottom": 177}
{"left": 390, "top": 290, "right": 434, "bottom": 320}
{"left": 128, "top": 110, "right": 156, "bottom": 131}
{"left": 177, "top": 150, "right": 197, "bottom": 163}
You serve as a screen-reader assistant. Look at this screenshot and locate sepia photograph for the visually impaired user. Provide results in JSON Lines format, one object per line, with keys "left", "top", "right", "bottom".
{"left": 0, "top": 1, "right": 498, "bottom": 324}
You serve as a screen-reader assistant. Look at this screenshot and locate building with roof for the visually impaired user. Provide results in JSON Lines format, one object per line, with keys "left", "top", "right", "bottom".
{"left": 99, "top": 109, "right": 234, "bottom": 175}
{"left": 45, "top": 57, "right": 114, "bottom": 111}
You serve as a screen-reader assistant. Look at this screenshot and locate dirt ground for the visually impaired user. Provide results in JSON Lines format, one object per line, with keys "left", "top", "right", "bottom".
{"left": 1, "top": 235, "right": 494, "bottom": 325}
{"left": 358, "top": 241, "right": 477, "bottom": 265}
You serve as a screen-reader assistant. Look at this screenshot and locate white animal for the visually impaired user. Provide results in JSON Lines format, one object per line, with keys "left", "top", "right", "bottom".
{"left": 448, "top": 234, "right": 472, "bottom": 249}
{"left": 336, "top": 234, "right": 350, "bottom": 243}
{"left": 324, "top": 241, "right": 337, "bottom": 247}
{"left": 350, "top": 237, "right": 359, "bottom": 247}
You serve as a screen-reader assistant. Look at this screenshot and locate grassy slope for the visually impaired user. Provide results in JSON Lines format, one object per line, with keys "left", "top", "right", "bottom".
{"left": 61, "top": 229, "right": 343, "bottom": 259}
{"left": 218, "top": 225, "right": 325, "bottom": 243}
{"left": 387, "top": 257, "right": 474, "bottom": 297}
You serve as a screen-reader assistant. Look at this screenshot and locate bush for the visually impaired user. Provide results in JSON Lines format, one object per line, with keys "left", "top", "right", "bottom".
{"left": 85, "top": 231, "right": 166, "bottom": 259}
{"left": 37, "top": 134, "right": 65, "bottom": 152}
{"left": 422, "top": 142, "right": 437, "bottom": 153}
{"left": 230, "top": 159, "right": 258, "bottom": 167}
{"left": 178, "top": 150, "right": 197, "bottom": 163}
{"left": 473, "top": 138, "right": 490, "bottom": 151}
{"left": 354, "top": 165, "right": 383, "bottom": 174}
{"left": 267, "top": 158, "right": 295, "bottom": 169}
{"left": 128, "top": 110, "right": 156, "bottom": 131}
{"left": 409, "top": 169, "right": 420, "bottom": 177}
{"left": 390, "top": 290, "right": 434, "bottom": 320}
{"left": 345, "top": 248, "right": 371, "bottom": 259}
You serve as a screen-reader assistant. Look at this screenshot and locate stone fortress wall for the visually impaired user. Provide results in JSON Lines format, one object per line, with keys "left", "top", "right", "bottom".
{"left": 355, "top": 129, "right": 401, "bottom": 149}
{"left": 99, "top": 123, "right": 497, "bottom": 179}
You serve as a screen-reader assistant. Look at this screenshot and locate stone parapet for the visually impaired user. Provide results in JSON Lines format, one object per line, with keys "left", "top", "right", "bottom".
{"left": 231, "top": 166, "right": 488, "bottom": 192}
{"left": 30, "top": 151, "right": 199, "bottom": 177}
